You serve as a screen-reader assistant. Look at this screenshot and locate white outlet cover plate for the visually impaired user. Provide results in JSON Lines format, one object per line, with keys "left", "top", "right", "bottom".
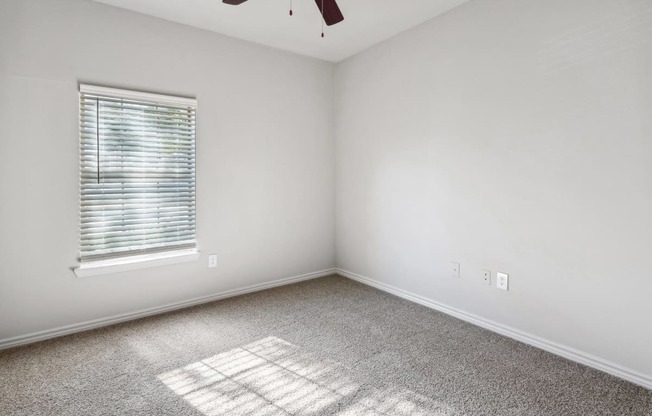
{"left": 208, "top": 255, "right": 218, "bottom": 268}
{"left": 496, "top": 272, "right": 509, "bottom": 290}
{"left": 451, "top": 262, "right": 460, "bottom": 278}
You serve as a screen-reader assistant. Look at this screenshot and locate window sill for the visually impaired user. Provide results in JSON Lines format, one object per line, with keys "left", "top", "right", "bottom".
{"left": 73, "top": 249, "right": 200, "bottom": 278}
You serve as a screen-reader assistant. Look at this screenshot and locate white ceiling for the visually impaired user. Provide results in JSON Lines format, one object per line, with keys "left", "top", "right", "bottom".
{"left": 92, "top": 0, "right": 470, "bottom": 62}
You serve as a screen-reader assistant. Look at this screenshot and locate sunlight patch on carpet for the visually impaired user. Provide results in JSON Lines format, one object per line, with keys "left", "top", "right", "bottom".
{"left": 158, "top": 336, "right": 452, "bottom": 415}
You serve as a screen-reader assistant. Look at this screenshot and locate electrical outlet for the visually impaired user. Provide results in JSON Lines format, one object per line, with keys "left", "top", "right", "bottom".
{"left": 451, "top": 262, "right": 460, "bottom": 278}
{"left": 496, "top": 272, "right": 509, "bottom": 291}
{"left": 482, "top": 270, "right": 491, "bottom": 285}
{"left": 208, "top": 254, "right": 218, "bottom": 268}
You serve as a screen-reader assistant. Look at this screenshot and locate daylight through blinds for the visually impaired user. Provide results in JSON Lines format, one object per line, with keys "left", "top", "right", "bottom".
{"left": 79, "top": 86, "right": 196, "bottom": 261}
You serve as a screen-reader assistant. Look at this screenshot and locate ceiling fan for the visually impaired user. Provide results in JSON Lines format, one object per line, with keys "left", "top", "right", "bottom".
{"left": 223, "top": 0, "right": 344, "bottom": 27}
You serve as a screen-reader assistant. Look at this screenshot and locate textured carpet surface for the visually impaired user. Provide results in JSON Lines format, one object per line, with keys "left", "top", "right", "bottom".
{"left": 1, "top": 275, "right": 650, "bottom": 416}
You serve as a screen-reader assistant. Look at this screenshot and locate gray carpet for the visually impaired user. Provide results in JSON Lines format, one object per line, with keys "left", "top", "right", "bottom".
{"left": 1, "top": 275, "right": 650, "bottom": 416}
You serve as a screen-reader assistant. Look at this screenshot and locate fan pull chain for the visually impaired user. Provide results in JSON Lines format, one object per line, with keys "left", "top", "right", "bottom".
{"left": 289, "top": 0, "right": 292, "bottom": 16}
{"left": 321, "top": 0, "right": 324, "bottom": 37}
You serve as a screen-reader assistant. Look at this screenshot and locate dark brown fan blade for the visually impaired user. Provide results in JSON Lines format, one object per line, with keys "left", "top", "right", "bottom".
{"left": 223, "top": 0, "right": 248, "bottom": 5}
{"left": 314, "top": 0, "right": 344, "bottom": 26}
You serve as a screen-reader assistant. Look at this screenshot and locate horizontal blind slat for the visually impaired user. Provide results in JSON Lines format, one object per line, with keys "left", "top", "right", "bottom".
{"left": 81, "top": 234, "right": 196, "bottom": 250}
{"left": 83, "top": 220, "right": 196, "bottom": 232}
{"left": 81, "top": 228, "right": 196, "bottom": 242}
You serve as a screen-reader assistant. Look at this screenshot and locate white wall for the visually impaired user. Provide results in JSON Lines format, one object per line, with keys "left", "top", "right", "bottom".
{"left": 335, "top": 0, "right": 652, "bottom": 377}
{"left": 0, "top": 0, "right": 335, "bottom": 341}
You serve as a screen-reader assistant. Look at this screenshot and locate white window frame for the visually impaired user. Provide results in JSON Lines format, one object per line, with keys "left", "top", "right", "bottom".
{"left": 74, "top": 85, "right": 199, "bottom": 278}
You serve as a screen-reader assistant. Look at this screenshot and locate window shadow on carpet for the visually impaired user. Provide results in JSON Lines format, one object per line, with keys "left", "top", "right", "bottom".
{"left": 158, "top": 336, "right": 454, "bottom": 416}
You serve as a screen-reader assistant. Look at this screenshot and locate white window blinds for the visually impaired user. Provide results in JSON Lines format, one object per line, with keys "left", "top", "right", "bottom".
{"left": 79, "top": 85, "right": 196, "bottom": 262}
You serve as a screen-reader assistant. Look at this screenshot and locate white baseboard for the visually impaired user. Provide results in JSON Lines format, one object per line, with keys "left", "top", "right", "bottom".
{"left": 336, "top": 268, "right": 652, "bottom": 390}
{"left": 0, "top": 268, "right": 336, "bottom": 351}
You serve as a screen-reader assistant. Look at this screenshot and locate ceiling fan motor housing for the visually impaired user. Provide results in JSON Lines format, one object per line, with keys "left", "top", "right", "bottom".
{"left": 222, "top": 0, "right": 344, "bottom": 26}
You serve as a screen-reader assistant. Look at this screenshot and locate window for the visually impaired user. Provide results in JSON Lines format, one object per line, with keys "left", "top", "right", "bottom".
{"left": 78, "top": 85, "right": 197, "bottom": 270}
